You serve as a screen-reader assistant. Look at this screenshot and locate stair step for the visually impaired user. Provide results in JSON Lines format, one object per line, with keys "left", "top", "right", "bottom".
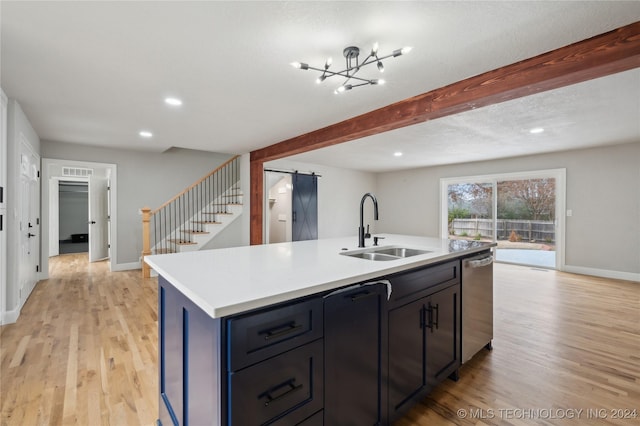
{"left": 168, "top": 239, "right": 197, "bottom": 245}
{"left": 154, "top": 248, "right": 176, "bottom": 254}
{"left": 181, "top": 230, "right": 210, "bottom": 235}
{"left": 192, "top": 220, "right": 222, "bottom": 224}
{"left": 202, "top": 211, "right": 234, "bottom": 215}
{"left": 223, "top": 194, "right": 243, "bottom": 198}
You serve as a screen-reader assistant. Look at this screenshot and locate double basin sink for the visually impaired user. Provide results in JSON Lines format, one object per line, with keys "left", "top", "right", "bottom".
{"left": 341, "top": 246, "right": 431, "bottom": 261}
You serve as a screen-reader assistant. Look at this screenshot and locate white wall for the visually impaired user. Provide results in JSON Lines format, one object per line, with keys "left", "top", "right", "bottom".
{"left": 0, "top": 90, "right": 7, "bottom": 322}
{"left": 265, "top": 159, "right": 377, "bottom": 240}
{"left": 376, "top": 142, "right": 640, "bottom": 279}
{"left": 41, "top": 141, "right": 235, "bottom": 266}
{"left": 5, "top": 99, "right": 41, "bottom": 322}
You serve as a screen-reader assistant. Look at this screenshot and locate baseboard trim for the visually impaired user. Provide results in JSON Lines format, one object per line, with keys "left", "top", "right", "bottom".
{"left": 564, "top": 265, "right": 639, "bottom": 282}
{"left": 110, "top": 261, "right": 141, "bottom": 272}
{"left": 1, "top": 308, "right": 20, "bottom": 325}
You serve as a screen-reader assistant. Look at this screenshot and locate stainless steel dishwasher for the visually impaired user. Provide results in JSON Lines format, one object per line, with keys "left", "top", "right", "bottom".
{"left": 462, "top": 251, "right": 494, "bottom": 363}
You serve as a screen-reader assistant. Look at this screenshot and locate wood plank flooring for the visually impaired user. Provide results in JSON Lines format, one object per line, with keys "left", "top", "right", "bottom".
{"left": 1, "top": 254, "right": 638, "bottom": 425}
{"left": 1, "top": 254, "right": 158, "bottom": 425}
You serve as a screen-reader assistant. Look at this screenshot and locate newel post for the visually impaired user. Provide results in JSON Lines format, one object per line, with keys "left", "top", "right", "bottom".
{"left": 141, "top": 206, "right": 152, "bottom": 278}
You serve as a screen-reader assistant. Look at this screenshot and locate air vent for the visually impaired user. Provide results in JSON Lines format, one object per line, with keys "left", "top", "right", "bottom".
{"left": 62, "top": 167, "right": 93, "bottom": 178}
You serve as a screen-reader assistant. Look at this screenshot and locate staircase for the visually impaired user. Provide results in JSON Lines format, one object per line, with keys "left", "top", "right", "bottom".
{"left": 141, "top": 155, "right": 242, "bottom": 278}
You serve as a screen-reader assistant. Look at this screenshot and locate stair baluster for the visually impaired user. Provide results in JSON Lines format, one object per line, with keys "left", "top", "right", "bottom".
{"left": 141, "top": 155, "right": 241, "bottom": 278}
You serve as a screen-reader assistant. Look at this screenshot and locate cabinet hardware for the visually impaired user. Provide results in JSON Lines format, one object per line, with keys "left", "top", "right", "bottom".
{"left": 426, "top": 304, "right": 434, "bottom": 332}
{"left": 260, "top": 378, "right": 303, "bottom": 407}
{"left": 349, "top": 290, "right": 375, "bottom": 302}
{"left": 433, "top": 303, "right": 439, "bottom": 330}
{"left": 260, "top": 321, "right": 303, "bottom": 341}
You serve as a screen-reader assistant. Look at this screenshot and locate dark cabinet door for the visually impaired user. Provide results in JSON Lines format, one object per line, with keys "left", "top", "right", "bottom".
{"left": 388, "top": 297, "right": 426, "bottom": 418}
{"left": 324, "top": 284, "right": 386, "bottom": 425}
{"left": 388, "top": 282, "right": 461, "bottom": 422}
{"left": 425, "top": 284, "right": 460, "bottom": 388}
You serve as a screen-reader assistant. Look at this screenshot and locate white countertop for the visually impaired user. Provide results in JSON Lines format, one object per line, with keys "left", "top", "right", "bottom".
{"left": 144, "top": 234, "right": 494, "bottom": 318}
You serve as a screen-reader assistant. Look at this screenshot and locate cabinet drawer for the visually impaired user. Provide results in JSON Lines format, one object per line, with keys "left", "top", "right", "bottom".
{"left": 228, "top": 340, "right": 323, "bottom": 425}
{"left": 296, "top": 410, "right": 323, "bottom": 425}
{"left": 388, "top": 260, "right": 459, "bottom": 307}
{"left": 228, "top": 297, "right": 323, "bottom": 371}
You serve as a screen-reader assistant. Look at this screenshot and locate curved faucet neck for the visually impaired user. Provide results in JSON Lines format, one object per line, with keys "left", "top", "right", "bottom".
{"left": 359, "top": 193, "right": 379, "bottom": 247}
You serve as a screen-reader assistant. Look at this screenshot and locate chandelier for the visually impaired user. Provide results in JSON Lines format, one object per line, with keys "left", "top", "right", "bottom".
{"left": 291, "top": 43, "right": 412, "bottom": 94}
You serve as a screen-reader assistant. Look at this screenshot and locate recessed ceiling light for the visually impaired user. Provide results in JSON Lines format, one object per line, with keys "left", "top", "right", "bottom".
{"left": 394, "top": 151, "right": 403, "bottom": 157}
{"left": 164, "top": 97, "right": 183, "bottom": 106}
{"left": 529, "top": 127, "right": 545, "bottom": 134}
{"left": 139, "top": 130, "right": 153, "bottom": 138}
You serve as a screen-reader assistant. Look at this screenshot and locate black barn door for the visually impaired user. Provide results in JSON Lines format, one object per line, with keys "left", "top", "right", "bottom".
{"left": 292, "top": 173, "right": 318, "bottom": 241}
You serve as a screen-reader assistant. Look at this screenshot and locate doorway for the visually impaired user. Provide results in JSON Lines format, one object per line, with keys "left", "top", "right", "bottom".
{"left": 58, "top": 181, "right": 89, "bottom": 254}
{"left": 41, "top": 159, "right": 117, "bottom": 276}
{"left": 441, "top": 169, "right": 565, "bottom": 270}
{"left": 264, "top": 170, "right": 318, "bottom": 244}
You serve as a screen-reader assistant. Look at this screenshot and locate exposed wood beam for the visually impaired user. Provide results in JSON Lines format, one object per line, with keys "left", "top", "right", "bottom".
{"left": 250, "top": 21, "right": 640, "bottom": 245}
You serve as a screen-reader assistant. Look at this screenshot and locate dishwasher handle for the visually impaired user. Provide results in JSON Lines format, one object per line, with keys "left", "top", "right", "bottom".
{"left": 466, "top": 255, "right": 493, "bottom": 268}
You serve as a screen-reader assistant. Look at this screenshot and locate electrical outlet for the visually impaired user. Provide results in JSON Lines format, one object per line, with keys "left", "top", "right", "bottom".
{"left": 566, "top": 209, "right": 573, "bottom": 217}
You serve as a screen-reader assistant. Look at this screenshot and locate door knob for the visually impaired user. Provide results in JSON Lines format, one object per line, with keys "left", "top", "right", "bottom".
{"left": 28, "top": 233, "right": 36, "bottom": 238}
{"left": 89, "top": 221, "right": 96, "bottom": 224}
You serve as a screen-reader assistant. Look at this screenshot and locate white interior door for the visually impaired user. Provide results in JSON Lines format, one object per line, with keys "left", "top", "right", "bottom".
{"left": 48, "top": 178, "right": 59, "bottom": 257}
{"left": 19, "top": 142, "right": 39, "bottom": 300}
{"left": 88, "top": 175, "right": 109, "bottom": 262}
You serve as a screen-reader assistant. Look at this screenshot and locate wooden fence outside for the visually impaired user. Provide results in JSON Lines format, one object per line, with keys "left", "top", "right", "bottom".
{"left": 451, "top": 218, "right": 555, "bottom": 242}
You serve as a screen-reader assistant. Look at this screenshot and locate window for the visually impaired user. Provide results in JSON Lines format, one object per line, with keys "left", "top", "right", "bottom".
{"left": 441, "top": 169, "right": 565, "bottom": 270}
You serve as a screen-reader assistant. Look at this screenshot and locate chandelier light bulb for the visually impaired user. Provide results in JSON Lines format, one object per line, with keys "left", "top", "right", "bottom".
{"left": 377, "top": 61, "right": 384, "bottom": 72}
{"left": 401, "top": 46, "right": 413, "bottom": 55}
{"left": 325, "top": 57, "right": 332, "bottom": 68}
{"left": 372, "top": 42, "right": 379, "bottom": 55}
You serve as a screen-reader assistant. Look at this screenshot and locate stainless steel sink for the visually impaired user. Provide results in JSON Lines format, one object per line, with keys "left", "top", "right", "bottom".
{"left": 344, "top": 252, "right": 400, "bottom": 261}
{"left": 371, "top": 247, "right": 430, "bottom": 258}
{"left": 341, "top": 246, "right": 432, "bottom": 261}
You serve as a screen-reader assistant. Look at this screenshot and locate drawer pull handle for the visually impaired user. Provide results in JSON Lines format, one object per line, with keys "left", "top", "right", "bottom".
{"left": 350, "top": 290, "right": 375, "bottom": 302}
{"left": 261, "top": 322, "right": 303, "bottom": 341}
{"left": 260, "top": 378, "right": 303, "bottom": 407}
{"left": 432, "top": 303, "right": 439, "bottom": 330}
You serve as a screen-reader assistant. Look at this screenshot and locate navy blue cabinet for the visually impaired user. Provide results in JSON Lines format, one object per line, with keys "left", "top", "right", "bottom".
{"left": 324, "top": 283, "right": 388, "bottom": 425}
{"left": 157, "top": 259, "right": 464, "bottom": 425}
{"left": 158, "top": 276, "right": 224, "bottom": 425}
{"left": 387, "top": 260, "right": 461, "bottom": 422}
{"left": 227, "top": 298, "right": 324, "bottom": 425}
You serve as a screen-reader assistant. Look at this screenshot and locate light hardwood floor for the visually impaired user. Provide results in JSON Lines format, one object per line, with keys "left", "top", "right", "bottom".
{"left": 1, "top": 254, "right": 638, "bottom": 425}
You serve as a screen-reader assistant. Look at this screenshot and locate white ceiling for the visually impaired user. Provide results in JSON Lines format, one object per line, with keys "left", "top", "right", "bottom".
{"left": 2, "top": 1, "right": 639, "bottom": 172}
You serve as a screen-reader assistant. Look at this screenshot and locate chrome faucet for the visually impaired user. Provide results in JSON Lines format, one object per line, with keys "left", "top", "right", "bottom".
{"left": 358, "top": 193, "right": 379, "bottom": 247}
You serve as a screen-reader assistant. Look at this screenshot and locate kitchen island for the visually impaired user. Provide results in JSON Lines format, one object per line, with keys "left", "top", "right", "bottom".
{"left": 145, "top": 234, "right": 495, "bottom": 425}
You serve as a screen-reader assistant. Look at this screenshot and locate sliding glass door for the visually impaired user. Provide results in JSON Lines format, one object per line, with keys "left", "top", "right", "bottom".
{"left": 496, "top": 178, "right": 556, "bottom": 268}
{"left": 442, "top": 169, "right": 565, "bottom": 270}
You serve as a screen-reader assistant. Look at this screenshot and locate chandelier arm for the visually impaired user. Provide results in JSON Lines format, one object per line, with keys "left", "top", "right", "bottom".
{"left": 350, "top": 81, "right": 374, "bottom": 88}
{"left": 321, "top": 69, "right": 373, "bottom": 83}
{"left": 335, "top": 73, "right": 373, "bottom": 83}
{"left": 371, "top": 52, "right": 396, "bottom": 62}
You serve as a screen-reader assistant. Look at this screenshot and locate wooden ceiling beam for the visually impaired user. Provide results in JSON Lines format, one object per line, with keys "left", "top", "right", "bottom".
{"left": 250, "top": 21, "right": 640, "bottom": 244}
